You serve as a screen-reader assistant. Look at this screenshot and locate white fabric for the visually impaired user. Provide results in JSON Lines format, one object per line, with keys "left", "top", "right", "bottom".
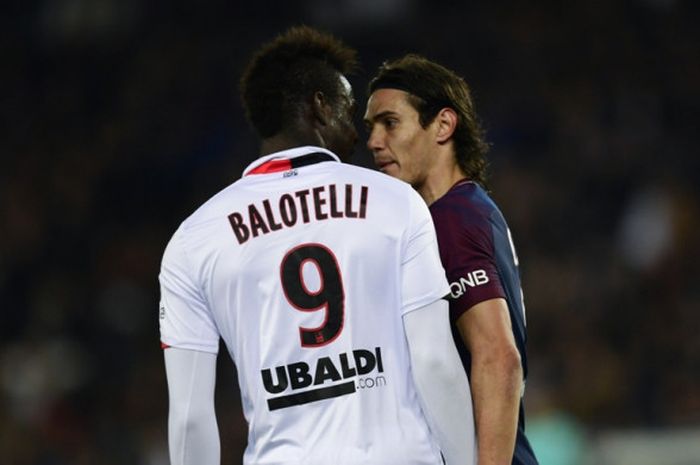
{"left": 160, "top": 146, "right": 453, "bottom": 465}
{"left": 164, "top": 348, "right": 219, "bottom": 465}
{"left": 404, "top": 299, "right": 477, "bottom": 465}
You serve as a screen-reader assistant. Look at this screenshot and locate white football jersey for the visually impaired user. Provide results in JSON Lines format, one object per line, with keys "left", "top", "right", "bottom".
{"left": 159, "top": 146, "right": 450, "bottom": 465}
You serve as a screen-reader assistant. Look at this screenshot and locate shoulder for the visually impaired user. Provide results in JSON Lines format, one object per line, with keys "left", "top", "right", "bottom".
{"left": 161, "top": 178, "right": 245, "bottom": 258}
{"left": 178, "top": 178, "right": 245, "bottom": 231}
{"left": 339, "top": 163, "right": 416, "bottom": 193}
{"left": 333, "top": 163, "right": 426, "bottom": 212}
{"left": 430, "top": 182, "right": 500, "bottom": 230}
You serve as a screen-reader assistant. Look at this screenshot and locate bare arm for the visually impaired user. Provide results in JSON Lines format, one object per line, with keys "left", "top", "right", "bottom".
{"left": 404, "top": 299, "right": 477, "bottom": 465}
{"left": 456, "top": 297, "right": 523, "bottom": 465}
{"left": 164, "top": 347, "right": 220, "bottom": 465}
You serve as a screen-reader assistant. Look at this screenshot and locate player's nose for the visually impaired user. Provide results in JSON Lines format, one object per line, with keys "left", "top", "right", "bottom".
{"left": 366, "top": 127, "right": 384, "bottom": 153}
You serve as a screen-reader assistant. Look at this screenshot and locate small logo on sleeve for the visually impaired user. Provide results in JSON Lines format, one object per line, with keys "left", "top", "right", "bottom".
{"left": 449, "top": 269, "right": 489, "bottom": 298}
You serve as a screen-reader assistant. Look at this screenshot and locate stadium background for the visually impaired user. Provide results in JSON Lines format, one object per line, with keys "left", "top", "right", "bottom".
{"left": 2, "top": 1, "right": 698, "bottom": 463}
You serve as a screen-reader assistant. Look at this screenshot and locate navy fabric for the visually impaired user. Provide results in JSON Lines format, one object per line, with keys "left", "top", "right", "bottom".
{"left": 430, "top": 181, "right": 539, "bottom": 465}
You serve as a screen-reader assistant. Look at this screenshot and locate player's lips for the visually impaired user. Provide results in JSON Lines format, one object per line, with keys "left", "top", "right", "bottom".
{"left": 374, "top": 159, "right": 397, "bottom": 172}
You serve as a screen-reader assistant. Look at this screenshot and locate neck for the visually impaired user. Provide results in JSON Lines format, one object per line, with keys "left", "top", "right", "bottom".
{"left": 260, "top": 126, "right": 325, "bottom": 157}
{"left": 416, "top": 148, "right": 466, "bottom": 206}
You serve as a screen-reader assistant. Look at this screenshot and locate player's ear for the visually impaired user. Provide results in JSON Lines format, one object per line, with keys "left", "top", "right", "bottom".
{"left": 311, "top": 91, "right": 331, "bottom": 127}
{"left": 435, "top": 108, "right": 457, "bottom": 144}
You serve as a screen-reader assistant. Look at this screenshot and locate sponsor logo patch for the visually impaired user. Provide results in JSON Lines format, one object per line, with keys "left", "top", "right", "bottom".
{"left": 449, "top": 269, "right": 489, "bottom": 298}
{"left": 261, "top": 347, "right": 386, "bottom": 410}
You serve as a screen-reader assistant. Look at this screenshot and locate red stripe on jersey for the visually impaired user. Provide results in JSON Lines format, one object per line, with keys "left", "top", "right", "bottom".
{"left": 248, "top": 159, "right": 293, "bottom": 174}
{"left": 161, "top": 342, "right": 171, "bottom": 349}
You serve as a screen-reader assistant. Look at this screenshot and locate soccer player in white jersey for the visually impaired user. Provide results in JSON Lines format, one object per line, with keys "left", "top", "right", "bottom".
{"left": 159, "top": 26, "right": 476, "bottom": 465}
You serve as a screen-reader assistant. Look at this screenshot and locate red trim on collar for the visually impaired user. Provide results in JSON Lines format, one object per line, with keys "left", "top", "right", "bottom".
{"left": 247, "top": 159, "right": 293, "bottom": 175}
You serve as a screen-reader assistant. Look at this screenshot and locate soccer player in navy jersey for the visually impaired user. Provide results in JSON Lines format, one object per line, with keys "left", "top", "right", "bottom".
{"left": 364, "top": 54, "right": 539, "bottom": 465}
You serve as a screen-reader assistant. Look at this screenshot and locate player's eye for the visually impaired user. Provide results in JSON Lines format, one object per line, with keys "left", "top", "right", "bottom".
{"left": 384, "top": 118, "right": 398, "bottom": 129}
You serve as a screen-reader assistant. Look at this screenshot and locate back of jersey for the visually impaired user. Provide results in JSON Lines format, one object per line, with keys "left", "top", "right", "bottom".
{"left": 159, "top": 147, "right": 449, "bottom": 465}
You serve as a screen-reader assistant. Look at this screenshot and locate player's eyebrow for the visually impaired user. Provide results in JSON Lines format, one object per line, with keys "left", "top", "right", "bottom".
{"left": 364, "top": 110, "right": 398, "bottom": 128}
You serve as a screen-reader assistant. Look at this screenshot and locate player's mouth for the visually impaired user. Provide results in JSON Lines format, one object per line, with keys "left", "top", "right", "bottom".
{"left": 375, "top": 159, "right": 397, "bottom": 173}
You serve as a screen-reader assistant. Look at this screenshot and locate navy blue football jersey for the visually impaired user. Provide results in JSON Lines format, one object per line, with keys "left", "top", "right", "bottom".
{"left": 430, "top": 180, "right": 538, "bottom": 465}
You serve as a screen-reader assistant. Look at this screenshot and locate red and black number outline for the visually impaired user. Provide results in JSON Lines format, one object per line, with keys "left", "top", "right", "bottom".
{"left": 280, "top": 243, "right": 345, "bottom": 347}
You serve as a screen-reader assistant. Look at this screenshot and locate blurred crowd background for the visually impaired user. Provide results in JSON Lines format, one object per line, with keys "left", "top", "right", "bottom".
{"left": 2, "top": 1, "right": 698, "bottom": 464}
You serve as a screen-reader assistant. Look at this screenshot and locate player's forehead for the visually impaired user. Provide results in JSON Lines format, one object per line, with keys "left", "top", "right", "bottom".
{"left": 364, "top": 88, "right": 416, "bottom": 119}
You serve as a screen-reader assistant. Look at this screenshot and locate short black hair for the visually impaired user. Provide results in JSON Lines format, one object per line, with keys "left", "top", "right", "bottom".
{"left": 240, "top": 26, "right": 358, "bottom": 138}
{"left": 369, "top": 54, "right": 490, "bottom": 188}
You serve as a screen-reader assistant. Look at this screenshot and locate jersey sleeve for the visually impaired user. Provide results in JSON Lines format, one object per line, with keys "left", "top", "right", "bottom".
{"left": 159, "top": 227, "right": 220, "bottom": 354}
{"left": 400, "top": 191, "right": 451, "bottom": 315}
{"left": 431, "top": 206, "right": 506, "bottom": 322}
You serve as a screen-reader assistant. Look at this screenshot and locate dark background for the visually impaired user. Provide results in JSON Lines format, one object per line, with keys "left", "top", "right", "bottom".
{"left": 2, "top": 1, "right": 699, "bottom": 463}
